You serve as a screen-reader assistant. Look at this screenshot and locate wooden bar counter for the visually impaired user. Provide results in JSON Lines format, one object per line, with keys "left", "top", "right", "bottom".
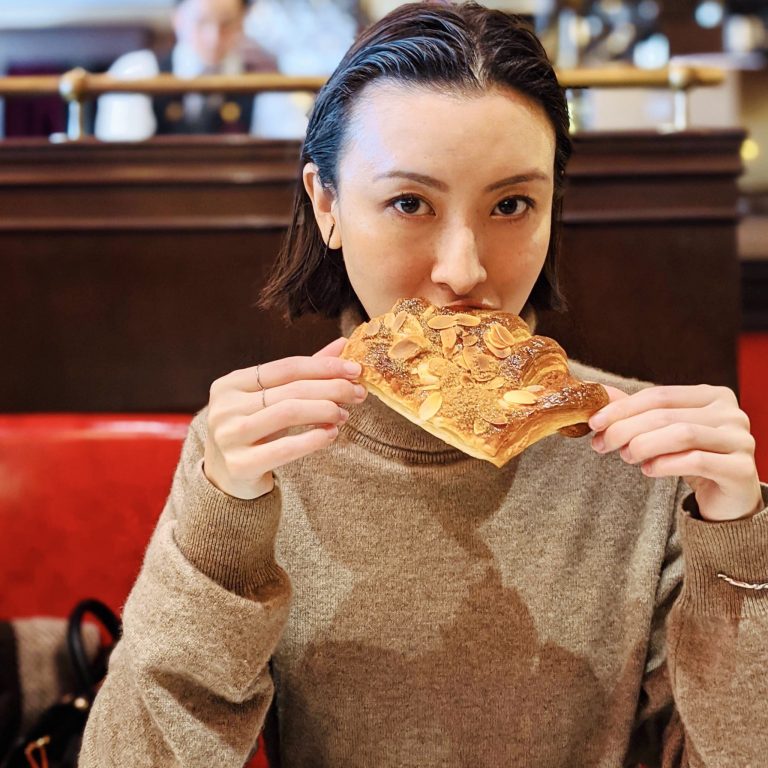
{"left": 0, "top": 130, "right": 744, "bottom": 412}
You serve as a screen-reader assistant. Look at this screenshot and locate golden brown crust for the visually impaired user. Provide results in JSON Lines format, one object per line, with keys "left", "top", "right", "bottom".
{"left": 341, "top": 298, "right": 609, "bottom": 467}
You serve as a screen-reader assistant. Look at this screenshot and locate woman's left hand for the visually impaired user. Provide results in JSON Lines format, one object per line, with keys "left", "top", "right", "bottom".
{"left": 588, "top": 384, "right": 763, "bottom": 523}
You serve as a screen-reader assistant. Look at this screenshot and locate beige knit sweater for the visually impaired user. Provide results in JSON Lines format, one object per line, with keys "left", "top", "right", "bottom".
{"left": 80, "top": 358, "right": 768, "bottom": 768}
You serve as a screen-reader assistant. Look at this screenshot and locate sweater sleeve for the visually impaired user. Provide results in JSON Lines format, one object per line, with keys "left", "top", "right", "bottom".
{"left": 629, "top": 479, "right": 768, "bottom": 767}
{"left": 79, "top": 410, "right": 292, "bottom": 768}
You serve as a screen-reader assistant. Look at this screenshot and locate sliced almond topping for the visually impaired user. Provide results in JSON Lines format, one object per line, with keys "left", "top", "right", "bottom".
{"left": 480, "top": 408, "right": 509, "bottom": 426}
{"left": 363, "top": 318, "right": 381, "bottom": 337}
{"left": 428, "top": 357, "right": 450, "bottom": 376}
{"left": 417, "top": 361, "right": 440, "bottom": 385}
{"left": 493, "top": 323, "right": 517, "bottom": 347}
{"left": 462, "top": 347, "right": 498, "bottom": 382}
{"left": 440, "top": 327, "right": 457, "bottom": 352}
{"left": 402, "top": 315, "right": 425, "bottom": 337}
{"left": 483, "top": 377, "right": 506, "bottom": 389}
{"left": 460, "top": 372, "right": 474, "bottom": 386}
{"left": 525, "top": 384, "right": 545, "bottom": 393}
{"left": 390, "top": 310, "right": 408, "bottom": 333}
{"left": 453, "top": 313, "right": 482, "bottom": 327}
{"left": 473, "top": 352, "right": 496, "bottom": 374}
{"left": 389, "top": 337, "right": 428, "bottom": 361}
{"left": 462, "top": 346, "right": 479, "bottom": 370}
{"left": 382, "top": 312, "right": 396, "bottom": 331}
{"left": 427, "top": 314, "right": 459, "bottom": 330}
{"left": 463, "top": 334, "right": 479, "bottom": 346}
{"left": 455, "top": 354, "right": 471, "bottom": 371}
{"left": 421, "top": 305, "right": 436, "bottom": 320}
{"left": 488, "top": 345, "right": 512, "bottom": 359}
{"left": 503, "top": 389, "right": 538, "bottom": 405}
{"left": 418, "top": 383, "right": 441, "bottom": 392}
{"left": 419, "top": 392, "right": 443, "bottom": 420}
{"left": 473, "top": 418, "right": 489, "bottom": 436}
{"left": 483, "top": 329, "right": 499, "bottom": 348}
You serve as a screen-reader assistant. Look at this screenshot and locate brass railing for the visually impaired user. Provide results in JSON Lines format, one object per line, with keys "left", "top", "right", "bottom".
{"left": 0, "top": 65, "right": 725, "bottom": 140}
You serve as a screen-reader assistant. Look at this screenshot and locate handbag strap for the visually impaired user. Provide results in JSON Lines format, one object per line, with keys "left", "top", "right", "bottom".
{"left": 65, "top": 599, "right": 121, "bottom": 697}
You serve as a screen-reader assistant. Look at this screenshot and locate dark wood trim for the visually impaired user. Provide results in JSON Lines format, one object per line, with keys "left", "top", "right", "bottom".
{"left": 0, "top": 216, "right": 291, "bottom": 231}
{"left": 0, "top": 168, "right": 299, "bottom": 185}
{"left": 741, "top": 260, "right": 768, "bottom": 332}
{"left": 562, "top": 208, "right": 740, "bottom": 224}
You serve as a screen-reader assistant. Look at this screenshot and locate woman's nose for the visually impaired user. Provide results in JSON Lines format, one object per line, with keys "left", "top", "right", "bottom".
{"left": 430, "top": 225, "right": 487, "bottom": 296}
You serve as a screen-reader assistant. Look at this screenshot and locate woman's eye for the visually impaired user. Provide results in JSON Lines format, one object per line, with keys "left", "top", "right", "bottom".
{"left": 494, "top": 197, "right": 533, "bottom": 216}
{"left": 392, "top": 195, "right": 430, "bottom": 216}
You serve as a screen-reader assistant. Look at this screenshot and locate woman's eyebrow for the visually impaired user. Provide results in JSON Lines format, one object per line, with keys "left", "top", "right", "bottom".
{"left": 484, "top": 171, "right": 551, "bottom": 191}
{"left": 373, "top": 171, "right": 448, "bottom": 191}
{"left": 372, "top": 169, "right": 551, "bottom": 192}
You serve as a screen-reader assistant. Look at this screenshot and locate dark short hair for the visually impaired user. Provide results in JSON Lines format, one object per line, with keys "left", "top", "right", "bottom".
{"left": 260, "top": 1, "right": 571, "bottom": 322}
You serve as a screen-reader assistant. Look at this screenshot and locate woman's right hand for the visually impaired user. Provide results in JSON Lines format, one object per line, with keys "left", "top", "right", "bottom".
{"left": 203, "top": 337, "right": 366, "bottom": 500}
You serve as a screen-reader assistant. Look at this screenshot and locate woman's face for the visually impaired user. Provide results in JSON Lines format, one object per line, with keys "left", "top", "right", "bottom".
{"left": 305, "top": 82, "right": 556, "bottom": 320}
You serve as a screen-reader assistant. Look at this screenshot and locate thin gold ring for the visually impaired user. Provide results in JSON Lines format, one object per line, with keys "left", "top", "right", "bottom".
{"left": 261, "top": 388, "right": 267, "bottom": 409}
{"left": 256, "top": 364, "right": 264, "bottom": 391}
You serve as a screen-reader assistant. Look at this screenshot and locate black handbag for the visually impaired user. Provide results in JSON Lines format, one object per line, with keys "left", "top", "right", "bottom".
{"left": 2, "top": 599, "right": 121, "bottom": 768}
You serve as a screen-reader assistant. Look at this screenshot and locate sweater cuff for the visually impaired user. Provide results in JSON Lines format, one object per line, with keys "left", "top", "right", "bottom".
{"left": 174, "top": 459, "right": 284, "bottom": 596}
{"left": 678, "top": 483, "right": 768, "bottom": 618}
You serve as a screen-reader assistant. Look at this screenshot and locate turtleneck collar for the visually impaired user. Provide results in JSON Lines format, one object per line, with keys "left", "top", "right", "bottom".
{"left": 342, "top": 389, "right": 471, "bottom": 464}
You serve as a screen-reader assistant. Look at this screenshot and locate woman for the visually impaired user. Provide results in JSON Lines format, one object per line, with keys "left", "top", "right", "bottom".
{"left": 80, "top": 3, "right": 767, "bottom": 766}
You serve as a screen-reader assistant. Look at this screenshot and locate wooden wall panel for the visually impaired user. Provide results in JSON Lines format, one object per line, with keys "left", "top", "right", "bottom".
{"left": 0, "top": 131, "right": 745, "bottom": 411}
{"left": 1, "top": 226, "right": 337, "bottom": 412}
{"left": 538, "top": 129, "right": 743, "bottom": 392}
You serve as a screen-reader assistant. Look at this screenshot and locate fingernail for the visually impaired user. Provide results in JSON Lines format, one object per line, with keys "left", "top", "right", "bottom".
{"left": 592, "top": 434, "right": 605, "bottom": 452}
{"left": 354, "top": 385, "right": 367, "bottom": 399}
{"left": 339, "top": 408, "right": 350, "bottom": 422}
{"left": 344, "top": 362, "right": 362, "bottom": 376}
{"left": 589, "top": 412, "right": 607, "bottom": 431}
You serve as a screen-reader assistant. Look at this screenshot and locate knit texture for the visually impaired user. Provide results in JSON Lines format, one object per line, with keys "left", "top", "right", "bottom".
{"left": 80, "top": 357, "right": 768, "bottom": 768}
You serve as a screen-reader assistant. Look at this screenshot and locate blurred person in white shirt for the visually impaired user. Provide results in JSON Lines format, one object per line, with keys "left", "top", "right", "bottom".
{"left": 95, "top": 0, "right": 311, "bottom": 141}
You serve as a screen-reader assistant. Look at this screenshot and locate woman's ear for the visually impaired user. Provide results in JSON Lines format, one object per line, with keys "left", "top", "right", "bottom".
{"left": 302, "top": 163, "right": 342, "bottom": 249}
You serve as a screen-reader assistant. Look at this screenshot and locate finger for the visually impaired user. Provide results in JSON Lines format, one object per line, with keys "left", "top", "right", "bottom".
{"left": 216, "top": 399, "right": 348, "bottom": 448}
{"left": 264, "top": 425, "right": 342, "bottom": 468}
{"left": 589, "top": 384, "right": 736, "bottom": 432}
{"left": 615, "top": 423, "right": 753, "bottom": 466}
{"left": 640, "top": 449, "right": 755, "bottom": 487}
{"left": 592, "top": 406, "right": 732, "bottom": 454}
{"left": 264, "top": 378, "right": 367, "bottom": 408}
{"left": 313, "top": 337, "right": 348, "bottom": 358}
{"left": 219, "top": 354, "right": 361, "bottom": 394}
{"left": 234, "top": 424, "right": 341, "bottom": 474}
{"left": 209, "top": 379, "right": 367, "bottom": 427}
{"left": 600, "top": 384, "right": 630, "bottom": 405}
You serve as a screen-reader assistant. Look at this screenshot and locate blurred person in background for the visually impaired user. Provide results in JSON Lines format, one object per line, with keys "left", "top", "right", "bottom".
{"left": 95, "top": 0, "right": 310, "bottom": 140}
